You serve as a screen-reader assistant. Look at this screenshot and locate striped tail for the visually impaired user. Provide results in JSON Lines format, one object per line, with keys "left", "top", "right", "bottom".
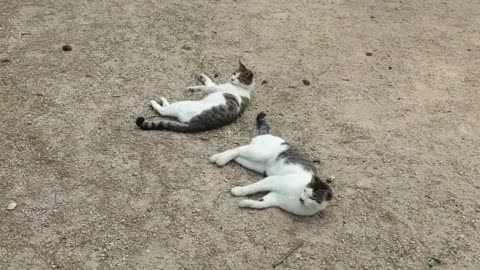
{"left": 136, "top": 117, "right": 201, "bottom": 133}
{"left": 256, "top": 112, "right": 270, "bottom": 135}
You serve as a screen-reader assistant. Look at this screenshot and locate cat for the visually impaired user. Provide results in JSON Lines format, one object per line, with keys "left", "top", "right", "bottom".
{"left": 210, "top": 112, "right": 333, "bottom": 216}
{"left": 136, "top": 61, "right": 254, "bottom": 133}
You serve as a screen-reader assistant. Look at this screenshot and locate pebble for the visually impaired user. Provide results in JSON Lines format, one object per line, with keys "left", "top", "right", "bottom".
{"left": 133, "top": 172, "right": 138, "bottom": 176}
{"left": 302, "top": 79, "right": 311, "bottom": 85}
{"left": 62, "top": 45, "right": 72, "bottom": 51}
{"left": 261, "top": 80, "right": 268, "bottom": 85}
{"left": 214, "top": 72, "right": 219, "bottom": 78}
{"left": 427, "top": 257, "right": 440, "bottom": 268}
{"left": 366, "top": 51, "right": 373, "bottom": 56}
{"left": 7, "top": 202, "right": 17, "bottom": 210}
{"left": 181, "top": 44, "right": 192, "bottom": 50}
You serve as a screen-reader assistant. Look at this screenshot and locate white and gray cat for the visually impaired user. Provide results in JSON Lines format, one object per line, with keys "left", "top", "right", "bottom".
{"left": 211, "top": 113, "right": 333, "bottom": 216}
{"left": 136, "top": 62, "right": 254, "bottom": 133}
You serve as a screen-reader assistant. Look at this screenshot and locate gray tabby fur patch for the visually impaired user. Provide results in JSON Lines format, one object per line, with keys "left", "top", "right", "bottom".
{"left": 277, "top": 142, "right": 317, "bottom": 175}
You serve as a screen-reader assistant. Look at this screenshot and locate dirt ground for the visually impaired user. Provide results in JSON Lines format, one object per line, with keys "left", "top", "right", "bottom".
{"left": 1, "top": 0, "right": 480, "bottom": 269}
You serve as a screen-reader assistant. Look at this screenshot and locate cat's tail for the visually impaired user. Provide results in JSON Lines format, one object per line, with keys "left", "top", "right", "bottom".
{"left": 256, "top": 112, "right": 270, "bottom": 135}
{"left": 136, "top": 117, "right": 201, "bottom": 133}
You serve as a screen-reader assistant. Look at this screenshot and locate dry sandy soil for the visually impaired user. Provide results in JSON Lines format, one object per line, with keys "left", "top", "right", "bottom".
{"left": 1, "top": 0, "right": 480, "bottom": 269}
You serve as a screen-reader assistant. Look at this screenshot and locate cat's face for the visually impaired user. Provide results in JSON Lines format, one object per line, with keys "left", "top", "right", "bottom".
{"left": 299, "top": 176, "right": 333, "bottom": 210}
{"left": 230, "top": 61, "right": 254, "bottom": 87}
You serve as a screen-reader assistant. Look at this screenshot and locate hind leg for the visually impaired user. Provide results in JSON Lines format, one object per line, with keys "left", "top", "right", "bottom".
{"left": 210, "top": 146, "right": 247, "bottom": 166}
{"left": 211, "top": 141, "right": 276, "bottom": 167}
{"left": 234, "top": 157, "right": 265, "bottom": 174}
{"left": 149, "top": 100, "right": 179, "bottom": 119}
{"left": 159, "top": 97, "right": 170, "bottom": 106}
{"left": 150, "top": 100, "right": 164, "bottom": 114}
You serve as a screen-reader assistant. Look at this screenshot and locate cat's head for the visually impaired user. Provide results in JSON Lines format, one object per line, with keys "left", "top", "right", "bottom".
{"left": 230, "top": 61, "right": 254, "bottom": 88}
{"left": 299, "top": 176, "right": 333, "bottom": 210}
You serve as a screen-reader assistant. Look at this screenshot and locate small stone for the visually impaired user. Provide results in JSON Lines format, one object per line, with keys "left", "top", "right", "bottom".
{"left": 1, "top": 59, "right": 10, "bottom": 63}
{"left": 62, "top": 45, "right": 72, "bottom": 52}
{"left": 7, "top": 202, "right": 17, "bottom": 210}
{"left": 388, "top": 66, "right": 392, "bottom": 70}
{"left": 302, "top": 79, "right": 311, "bottom": 85}
{"left": 427, "top": 257, "right": 440, "bottom": 269}
{"left": 261, "top": 80, "right": 268, "bottom": 85}
{"left": 366, "top": 52, "right": 373, "bottom": 56}
{"left": 213, "top": 72, "right": 219, "bottom": 78}
{"left": 133, "top": 172, "right": 138, "bottom": 176}
{"left": 370, "top": 15, "right": 375, "bottom": 19}
{"left": 467, "top": 48, "right": 471, "bottom": 51}
{"left": 181, "top": 44, "right": 192, "bottom": 50}
{"left": 313, "top": 159, "right": 320, "bottom": 164}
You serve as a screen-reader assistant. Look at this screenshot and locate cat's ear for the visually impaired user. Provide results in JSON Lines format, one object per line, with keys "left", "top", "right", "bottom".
{"left": 312, "top": 176, "right": 329, "bottom": 189}
{"left": 239, "top": 61, "right": 246, "bottom": 71}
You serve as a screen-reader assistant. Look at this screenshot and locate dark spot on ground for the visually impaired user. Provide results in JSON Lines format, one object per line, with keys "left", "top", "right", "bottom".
{"left": 62, "top": 45, "right": 72, "bottom": 51}
{"left": 302, "top": 79, "right": 310, "bottom": 85}
{"left": 181, "top": 44, "right": 192, "bottom": 50}
{"left": 366, "top": 51, "right": 373, "bottom": 56}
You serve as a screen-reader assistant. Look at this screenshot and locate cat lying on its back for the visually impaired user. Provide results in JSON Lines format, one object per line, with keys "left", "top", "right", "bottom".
{"left": 136, "top": 61, "right": 254, "bottom": 133}
{"left": 211, "top": 113, "right": 333, "bottom": 216}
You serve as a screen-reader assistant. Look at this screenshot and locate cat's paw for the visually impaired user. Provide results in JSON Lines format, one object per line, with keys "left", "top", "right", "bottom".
{"left": 239, "top": 199, "right": 255, "bottom": 208}
{"left": 199, "top": 74, "right": 212, "bottom": 85}
{"left": 231, "top": 186, "right": 246, "bottom": 196}
{"left": 216, "top": 156, "right": 232, "bottom": 166}
{"left": 159, "top": 97, "right": 169, "bottom": 106}
{"left": 150, "top": 100, "right": 163, "bottom": 112}
{"left": 187, "top": 86, "right": 200, "bottom": 91}
{"left": 209, "top": 153, "right": 220, "bottom": 163}
{"left": 210, "top": 153, "right": 230, "bottom": 166}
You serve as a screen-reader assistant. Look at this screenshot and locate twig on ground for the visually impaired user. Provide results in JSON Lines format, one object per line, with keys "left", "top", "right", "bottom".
{"left": 272, "top": 240, "right": 304, "bottom": 268}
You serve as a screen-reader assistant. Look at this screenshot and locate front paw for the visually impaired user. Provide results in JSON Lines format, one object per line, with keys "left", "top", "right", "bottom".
{"left": 150, "top": 100, "right": 162, "bottom": 109}
{"left": 239, "top": 199, "right": 255, "bottom": 208}
{"left": 231, "top": 186, "right": 246, "bottom": 196}
{"left": 199, "top": 74, "right": 211, "bottom": 85}
{"left": 187, "top": 86, "right": 203, "bottom": 91}
{"left": 209, "top": 153, "right": 220, "bottom": 163}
